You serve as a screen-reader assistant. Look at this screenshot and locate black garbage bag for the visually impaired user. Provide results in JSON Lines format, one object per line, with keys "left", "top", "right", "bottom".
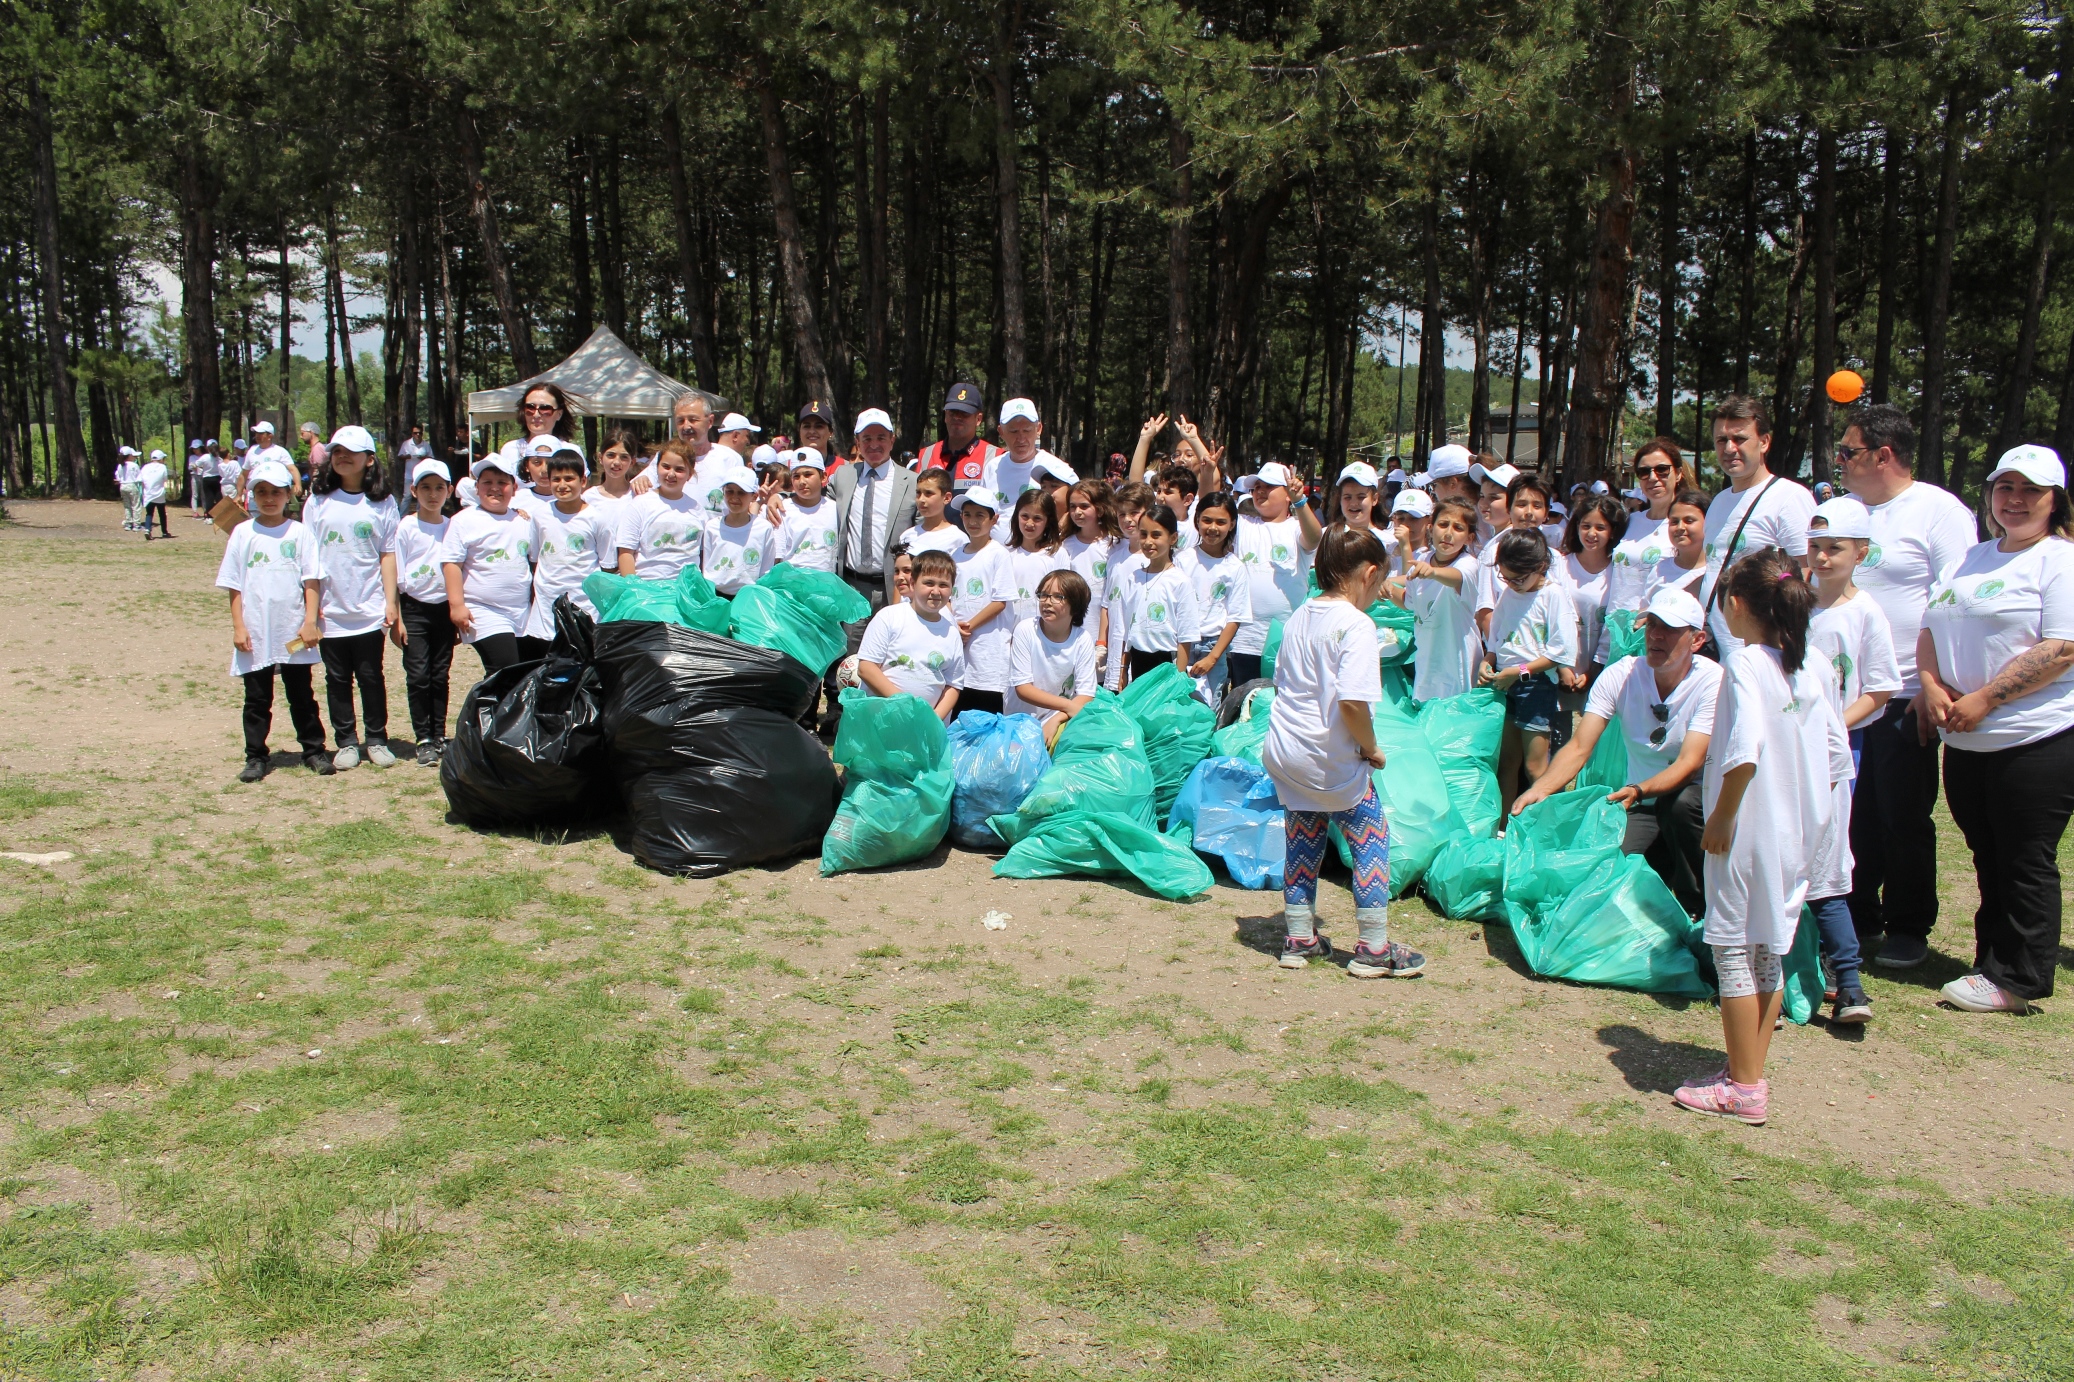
{"left": 593, "top": 618, "right": 837, "bottom": 876}
{"left": 441, "top": 597, "right": 608, "bottom": 826}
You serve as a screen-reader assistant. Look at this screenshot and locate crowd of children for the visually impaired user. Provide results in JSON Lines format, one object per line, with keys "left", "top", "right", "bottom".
{"left": 208, "top": 391, "right": 2069, "bottom": 1131}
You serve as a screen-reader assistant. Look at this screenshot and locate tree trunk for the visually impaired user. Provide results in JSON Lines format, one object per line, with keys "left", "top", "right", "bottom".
{"left": 1505, "top": 276, "right": 1529, "bottom": 467}
{"left": 2053, "top": 315, "right": 2074, "bottom": 457}
{"left": 899, "top": 116, "right": 931, "bottom": 441}
{"left": 1768, "top": 200, "right": 1811, "bottom": 474}
{"left": 1166, "top": 118, "right": 1193, "bottom": 419}
{"left": 1419, "top": 192, "right": 1446, "bottom": 459}
{"left": 453, "top": 100, "right": 537, "bottom": 378}
{"left": 337, "top": 219, "right": 362, "bottom": 424}
{"left": 383, "top": 232, "right": 404, "bottom": 454}
{"left": 1919, "top": 99, "right": 1967, "bottom": 485}
{"left": 754, "top": 62, "right": 836, "bottom": 416}
{"left": 1561, "top": 78, "right": 1638, "bottom": 488}
{"left": 436, "top": 211, "right": 462, "bottom": 450}
{"left": 865, "top": 88, "right": 892, "bottom": 406}
{"left": 597, "top": 137, "right": 628, "bottom": 338}
{"left": 1203, "top": 176, "right": 1294, "bottom": 451}
{"left": 1809, "top": 127, "right": 1838, "bottom": 483}
{"left": 1468, "top": 169, "right": 1502, "bottom": 454}
{"left": 28, "top": 78, "right": 88, "bottom": 495}
{"left": 277, "top": 219, "right": 295, "bottom": 442}
{"left": 398, "top": 192, "right": 421, "bottom": 453}
{"left": 658, "top": 105, "right": 717, "bottom": 390}
{"left": 1735, "top": 132, "right": 1757, "bottom": 397}
{"left": 323, "top": 216, "right": 338, "bottom": 434}
{"left": 1871, "top": 129, "right": 1902, "bottom": 404}
{"left": 990, "top": 6, "right": 1029, "bottom": 396}
{"left": 568, "top": 137, "right": 595, "bottom": 346}
{"left": 1655, "top": 141, "right": 1678, "bottom": 438}
{"left": 1995, "top": 181, "right": 2059, "bottom": 456}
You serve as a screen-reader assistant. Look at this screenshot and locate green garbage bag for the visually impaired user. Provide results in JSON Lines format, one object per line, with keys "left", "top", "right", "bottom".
{"left": 821, "top": 689, "right": 953, "bottom": 874}
{"left": 1603, "top": 608, "right": 1648, "bottom": 664}
{"left": 1260, "top": 616, "right": 1287, "bottom": 681}
{"left": 1781, "top": 906, "right": 1824, "bottom": 1025}
{"left": 1212, "top": 686, "right": 1274, "bottom": 765}
{"left": 1372, "top": 599, "right": 1417, "bottom": 666}
{"left": 758, "top": 563, "right": 872, "bottom": 630}
{"left": 988, "top": 692, "right": 1155, "bottom": 844}
{"left": 1502, "top": 791, "right": 1628, "bottom": 918}
{"left": 1118, "top": 662, "right": 1215, "bottom": 819}
{"left": 1424, "top": 836, "right": 1507, "bottom": 920}
{"left": 1511, "top": 855, "right": 1712, "bottom": 997}
{"left": 994, "top": 815, "right": 1213, "bottom": 900}
{"left": 1331, "top": 698, "right": 1463, "bottom": 896}
{"left": 584, "top": 567, "right": 725, "bottom": 627}
{"left": 1418, "top": 687, "right": 1505, "bottom": 837}
{"left": 728, "top": 566, "right": 870, "bottom": 675}
{"left": 1571, "top": 713, "right": 1629, "bottom": 797}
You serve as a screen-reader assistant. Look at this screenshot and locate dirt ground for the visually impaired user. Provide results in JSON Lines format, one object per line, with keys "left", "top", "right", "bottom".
{"left": 2, "top": 495, "right": 2070, "bottom": 1201}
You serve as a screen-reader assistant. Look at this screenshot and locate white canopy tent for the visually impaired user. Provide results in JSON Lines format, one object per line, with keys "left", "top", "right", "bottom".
{"left": 466, "top": 326, "right": 725, "bottom": 436}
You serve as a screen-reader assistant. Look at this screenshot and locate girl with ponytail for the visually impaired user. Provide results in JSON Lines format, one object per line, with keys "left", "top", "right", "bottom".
{"left": 1675, "top": 547, "right": 1848, "bottom": 1128}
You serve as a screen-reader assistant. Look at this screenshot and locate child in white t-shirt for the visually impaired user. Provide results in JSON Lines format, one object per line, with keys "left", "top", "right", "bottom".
{"left": 525, "top": 450, "right": 613, "bottom": 638}
{"left": 303, "top": 428, "right": 401, "bottom": 770}
{"left": 1261, "top": 526, "right": 1425, "bottom": 979}
{"left": 1006, "top": 569, "right": 1100, "bottom": 744}
{"left": 857, "top": 549, "right": 965, "bottom": 720}
{"left": 947, "top": 487, "right": 1019, "bottom": 715}
{"left": 1681, "top": 547, "right": 1843, "bottom": 1128}
{"left": 217, "top": 461, "right": 328, "bottom": 781}
{"left": 615, "top": 441, "right": 704, "bottom": 580}
{"left": 1392, "top": 495, "right": 1483, "bottom": 702}
{"left": 702, "top": 465, "right": 776, "bottom": 595}
{"left": 768, "top": 448, "right": 840, "bottom": 572}
{"left": 1001, "top": 490, "right": 1064, "bottom": 628}
{"left": 1107, "top": 502, "right": 1201, "bottom": 690}
{"left": 898, "top": 469, "right": 964, "bottom": 557}
{"left": 1804, "top": 499, "right": 1902, "bottom": 1026}
{"left": 1479, "top": 527, "right": 1578, "bottom": 814}
{"left": 394, "top": 459, "right": 456, "bottom": 764}
{"left": 441, "top": 454, "right": 539, "bottom": 676}
{"left": 1177, "top": 494, "right": 1250, "bottom": 706}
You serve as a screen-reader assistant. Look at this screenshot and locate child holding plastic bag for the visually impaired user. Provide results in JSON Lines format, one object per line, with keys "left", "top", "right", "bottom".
{"left": 1680, "top": 548, "right": 1844, "bottom": 1126}
{"left": 1006, "top": 569, "right": 1099, "bottom": 746}
{"left": 1393, "top": 495, "right": 1482, "bottom": 701}
{"left": 947, "top": 487, "right": 1019, "bottom": 715}
{"left": 1107, "top": 503, "right": 1201, "bottom": 688}
{"left": 1263, "top": 527, "right": 1425, "bottom": 979}
{"left": 1480, "top": 528, "right": 1578, "bottom": 813}
{"left": 1804, "top": 499, "right": 1900, "bottom": 1025}
{"left": 1177, "top": 493, "right": 1249, "bottom": 705}
{"left": 858, "top": 549, "right": 965, "bottom": 721}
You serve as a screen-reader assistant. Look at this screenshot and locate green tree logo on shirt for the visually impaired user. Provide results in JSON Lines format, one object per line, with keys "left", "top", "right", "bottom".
{"left": 322, "top": 528, "right": 344, "bottom": 546}
{"left": 568, "top": 534, "right": 587, "bottom": 552}
{"left": 246, "top": 549, "right": 272, "bottom": 568}
{"left": 352, "top": 520, "right": 375, "bottom": 545}
{"left": 1061, "top": 673, "right": 1076, "bottom": 695}
{"left": 1148, "top": 601, "right": 1168, "bottom": 623}
{"left": 1271, "top": 543, "right": 1292, "bottom": 563}
{"left": 1861, "top": 543, "right": 1885, "bottom": 569}
{"left": 1640, "top": 544, "right": 1664, "bottom": 565}
{"left": 1211, "top": 578, "right": 1232, "bottom": 601}
{"left": 1093, "top": 560, "right": 1109, "bottom": 580}
{"left": 925, "top": 651, "right": 948, "bottom": 670}
{"left": 1832, "top": 649, "right": 1853, "bottom": 689}
{"left": 966, "top": 577, "right": 984, "bottom": 595}
{"left": 409, "top": 563, "right": 435, "bottom": 582}
{"left": 1928, "top": 587, "right": 1957, "bottom": 609}
{"left": 1972, "top": 578, "right": 2006, "bottom": 602}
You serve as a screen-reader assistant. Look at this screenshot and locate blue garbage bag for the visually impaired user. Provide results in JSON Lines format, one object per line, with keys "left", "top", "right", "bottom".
{"left": 945, "top": 711, "right": 1052, "bottom": 851}
{"left": 1168, "top": 757, "right": 1285, "bottom": 889}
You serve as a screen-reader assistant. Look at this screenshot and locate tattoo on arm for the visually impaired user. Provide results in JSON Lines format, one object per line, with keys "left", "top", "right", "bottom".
{"left": 1984, "top": 639, "right": 2074, "bottom": 706}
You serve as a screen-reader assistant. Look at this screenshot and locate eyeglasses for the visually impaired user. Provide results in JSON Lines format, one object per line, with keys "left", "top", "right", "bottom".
{"left": 1835, "top": 444, "right": 1872, "bottom": 464}
{"left": 1648, "top": 701, "right": 1671, "bottom": 748}
{"left": 1636, "top": 463, "right": 1676, "bottom": 479}
{"left": 521, "top": 402, "right": 559, "bottom": 414}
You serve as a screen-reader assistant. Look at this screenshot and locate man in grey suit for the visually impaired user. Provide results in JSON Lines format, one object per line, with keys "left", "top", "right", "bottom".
{"left": 820, "top": 407, "right": 918, "bottom": 736}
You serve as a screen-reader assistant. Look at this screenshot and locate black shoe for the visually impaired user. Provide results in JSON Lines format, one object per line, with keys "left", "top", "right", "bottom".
{"left": 415, "top": 741, "right": 440, "bottom": 767}
{"left": 1873, "top": 934, "right": 1929, "bottom": 969}
{"left": 238, "top": 759, "right": 268, "bottom": 783}
{"left": 303, "top": 752, "right": 336, "bottom": 776}
{"left": 1831, "top": 986, "right": 1872, "bottom": 1025}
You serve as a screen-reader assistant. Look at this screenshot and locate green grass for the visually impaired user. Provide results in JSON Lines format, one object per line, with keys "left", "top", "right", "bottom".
{"left": 0, "top": 795, "right": 2062, "bottom": 1381}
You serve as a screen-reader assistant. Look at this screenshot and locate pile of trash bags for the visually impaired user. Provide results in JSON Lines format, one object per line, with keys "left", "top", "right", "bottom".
{"left": 945, "top": 712, "right": 1051, "bottom": 851}
{"left": 822, "top": 688, "right": 955, "bottom": 874}
{"left": 440, "top": 597, "right": 609, "bottom": 826}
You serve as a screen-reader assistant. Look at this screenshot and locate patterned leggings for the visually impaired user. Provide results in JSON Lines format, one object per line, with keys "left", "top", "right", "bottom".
{"left": 1283, "top": 781, "right": 1391, "bottom": 910}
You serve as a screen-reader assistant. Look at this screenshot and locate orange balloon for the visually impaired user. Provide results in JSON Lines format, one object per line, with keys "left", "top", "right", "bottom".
{"left": 1826, "top": 369, "right": 1864, "bottom": 404}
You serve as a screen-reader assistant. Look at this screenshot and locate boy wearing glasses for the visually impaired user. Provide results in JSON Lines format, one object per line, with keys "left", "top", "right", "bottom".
{"left": 1511, "top": 586, "right": 1722, "bottom": 917}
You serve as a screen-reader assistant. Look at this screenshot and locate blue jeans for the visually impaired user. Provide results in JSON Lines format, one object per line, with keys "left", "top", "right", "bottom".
{"left": 1809, "top": 895, "right": 1861, "bottom": 990}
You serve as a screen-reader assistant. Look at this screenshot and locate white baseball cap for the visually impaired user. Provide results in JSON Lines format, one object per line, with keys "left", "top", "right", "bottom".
{"left": 1391, "top": 490, "right": 1434, "bottom": 518}
{"left": 998, "top": 398, "right": 1041, "bottom": 426}
{"left": 1234, "top": 462, "right": 1299, "bottom": 493}
{"left": 855, "top": 407, "right": 895, "bottom": 435}
{"left": 520, "top": 435, "right": 561, "bottom": 459}
{"left": 1407, "top": 472, "right": 1433, "bottom": 489}
{"left": 789, "top": 447, "right": 828, "bottom": 472}
{"left": 251, "top": 420, "right": 275, "bottom": 434}
{"left": 1549, "top": 500, "right": 1568, "bottom": 516}
{"left": 328, "top": 425, "right": 377, "bottom": 455}
{"left": 1645, "top": 586, "right": 1708, "bottom": 630}
{"left": 1032, "top": 455, "right": 1079, "bottom": 485}
{"left": 116, "top": 445, "right": 135, "bottom": 457}
{"left": 1472, "top": 460, "right": 1521, "bottom": 489}
{"left": 1984, "top": 444, "right": 2065, "bottom": 490}
{"left": 411, "top": 459, "right": 453, "bottom": 486}
{"left": 1338, "top": 462, "right": 1380, "bottom": 490}
{"left": 149, "top": 449, "right": 166, "bottom": 460}
{"left": 1624, "top": 487, "right": 1645, "bottom": 501}
{"left": 717, "top": 412, "right": 760, "bottom": 435}
{"left": 751, "top": 443, "right": 781, "bottom": 469}
{"left": 188, "top": 439, "right": 202, "bottom": 449}
{"left": 1427, "top": 444, "right": 1473, "bottom": 479}
{"left": 1591, "top": 479, "right": 1611, "bottom": 494}
{"left": 471, "top": 453, "right": 523, "bottom": 481}
{"left": 1386, "top": 467, "right": 1408, "bottom": 484}
{"left": 247, "top": 459, "right": 296, "bottom": 490}
{"left": 1808, "top": 496, "right": 1874, "bottom": 541}
{"left": 718, "top": 464, "right": 762, "bottom": 493}
{"left": 951, "top": 485, "right": 1006, "bottom": 513}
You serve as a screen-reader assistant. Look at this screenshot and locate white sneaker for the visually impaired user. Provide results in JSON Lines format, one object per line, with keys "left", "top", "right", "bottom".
{"left": 364, "top": 742, "right": 397, "bottom": 769}
{"left": 1940, "top": 973, "right": 2030, "bottom": 1014}
{"left": 332, "top": 744, "right": 361, "bottom": 772}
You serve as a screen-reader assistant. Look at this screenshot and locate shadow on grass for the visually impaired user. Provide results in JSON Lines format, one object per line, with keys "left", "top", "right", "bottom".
{"left": 1596, "top": 1023, "right": 1724, "bottom": 1094}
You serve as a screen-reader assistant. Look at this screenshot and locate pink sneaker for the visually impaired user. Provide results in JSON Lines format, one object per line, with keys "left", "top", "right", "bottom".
{"left": 1673, "top": 1074, "right": 1768, "bottom": 1125}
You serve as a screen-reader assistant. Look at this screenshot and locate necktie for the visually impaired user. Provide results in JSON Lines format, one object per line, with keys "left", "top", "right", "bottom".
{"left": 851, "top": 465, "right": 879, "bottom": 573}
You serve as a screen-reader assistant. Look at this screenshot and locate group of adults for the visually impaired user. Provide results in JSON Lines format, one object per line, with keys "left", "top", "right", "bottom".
{"left": 1515, "top": 398, "right": 2070, "bottom": 1013}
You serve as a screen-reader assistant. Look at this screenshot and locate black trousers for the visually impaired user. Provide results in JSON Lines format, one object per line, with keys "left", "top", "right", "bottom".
{"left": 399, "top": 594, "right": 457, "bottom": 743}
{"left": 145, "top": 502, "right": 169, "bottom": 536}
{"left": 1126, "top": 648, "right": 1178, "bottom": 684}
{"left": 470, "top": 632, "right": 548, "bottom": 677}
{"left": 242, "top": 663, "right": 325, "bottom": 761}
{"left": 1943, "top": 725, "right": 2074, "bottom": 1000}
{"left": 1850, "top": 697, "right": 1943, "bottom": 940}
{"left": 1620, "top": 778, "right": 1706, "bottom": 918}
{"left": 320, "top": 629, "right": 389, "bottom": 747}
{"left": 820, "top": 568, "right": 890, "bottom": 734}
{"left": 956, "top": 689, "right": 1006, "bottom": 718}
{"left": 1226, "top": 652, "right": 1264, "bottom": 688}
{"left": 201, "top": 477, "right": 223, "bottom": 511}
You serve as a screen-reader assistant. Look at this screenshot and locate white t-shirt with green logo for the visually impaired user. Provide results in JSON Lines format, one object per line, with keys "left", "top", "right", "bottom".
{"left": 950, "top": 540, "right": 1019, "bottom": 691}
{"left": 1701, "top": 476, "right": 1817, "bottom": 656}
{"left": 617, "top": 491, "right": 704, "bottom": 581}
{"left": 1852, "top": 480, "right": 1978, "bottom": 695}
{"left": 1108, "top": 562, "right": 1202, "bottom": 654}
{"left": 440, "top": 507, "right": 537, "bottom": 641}
{"left": 1177, "top": 546, "right": 1252, "bottom": 640}
{"left": 216, "top": 518, "right": 322, "bottom": 676}
{"left": 1488, "top": 580, "right": 1578, "bottom": 681}
{"left": 1233, "top": 514, "right": 1313, "bottom": 655}
{"left": 1004, "top": 545, "right": 1065, "bottom": 626}
{"left": 1922, "top": 537, "right": 2074, "bottom": 751}
{"left": 395, "top": 513, "right": 451, "bottom": 603}
{"left": 1808, "top": 589, "right": 1900, "bottom": 720}
{"left": 702, "top": 514, "right": 775, "bottom": 595}
{"left": 858, "top": 601, "right": 966, "bottom": 703}
{"left": 525, "top": 504, "right": 615, "bottom": 637}
{"left": 303, "top": 490, "right": 399, "bottom": 637}
{"left": 1605, "top": 513, "right": 1669, "bottom": 623}
{"left": 772, "top": 497, "right": 840, "bottom": 572}
{"left": 1005, "top": 617, "right": 1099, "bottom": 719}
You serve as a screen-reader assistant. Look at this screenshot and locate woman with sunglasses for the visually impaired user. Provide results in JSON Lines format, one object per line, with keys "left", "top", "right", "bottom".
{"left": 1511, "top": 585, "right": 1722, "bottom": 918}
{"left": 496, "top": 383, "right": 576, "bottom": 472}
{"left": 1602, "top": 438, "right": 1694, "bottom": 634}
